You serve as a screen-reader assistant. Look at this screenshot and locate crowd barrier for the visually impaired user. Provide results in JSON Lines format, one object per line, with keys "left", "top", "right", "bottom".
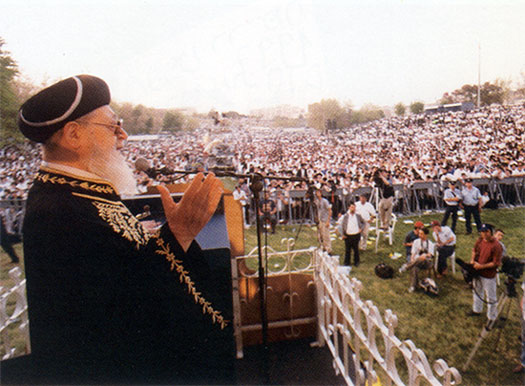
{"left": 1, "top": 236, "right": 462, "bottom": 385}
{"left": 0, "top": 267, "right": 30, "bottom": 360}
{"left": 0, "top": 177, "right": 523, "bottom": 235}
{"left": 315, "top": 249, "right": 462, "bottom": 385}
{"left": 246, "top": 176, "right": 525, "bottom": 225}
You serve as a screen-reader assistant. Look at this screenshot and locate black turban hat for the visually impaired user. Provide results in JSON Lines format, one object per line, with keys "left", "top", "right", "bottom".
{"left": 18, "top": 75, "right": 111, "bottom": 143}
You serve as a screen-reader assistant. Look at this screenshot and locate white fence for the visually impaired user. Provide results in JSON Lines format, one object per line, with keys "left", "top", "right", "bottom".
{"left": 0, "top": 267, "right": 30, "bottom": 360}
{"left": 315, "top": 249, "right": 462, "bottom": 386}
{"left": 1, "top": 246, "right": 462, "bottom": 386}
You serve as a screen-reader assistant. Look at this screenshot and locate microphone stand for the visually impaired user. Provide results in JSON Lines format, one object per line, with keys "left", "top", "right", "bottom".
{"left": 141, "top": 163, "right": 306, "bottom": 381}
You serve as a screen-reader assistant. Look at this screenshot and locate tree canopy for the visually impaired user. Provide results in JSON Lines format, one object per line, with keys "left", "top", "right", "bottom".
{"left": 439, "top": 80, "right": 510, "bottom": 106}
{"left": 0, "top": 37, "right": 21, "bottom": 142}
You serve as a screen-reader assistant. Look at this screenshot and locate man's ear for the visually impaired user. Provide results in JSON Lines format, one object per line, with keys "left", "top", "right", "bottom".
{"left": 61, "top": 121, "right": 84, "bottom": 149}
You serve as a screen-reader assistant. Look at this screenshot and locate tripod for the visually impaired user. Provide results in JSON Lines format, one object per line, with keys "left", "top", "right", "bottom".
{"left": 463, "top": 276, "right": 521, "bottom": 372}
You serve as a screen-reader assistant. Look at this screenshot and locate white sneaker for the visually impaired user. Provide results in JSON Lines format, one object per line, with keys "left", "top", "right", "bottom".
{"left": 399, "top": 263, "right": 408, "bottom": 273}
{"left": 408, "top": 286, "right": 415, "bottom": 293}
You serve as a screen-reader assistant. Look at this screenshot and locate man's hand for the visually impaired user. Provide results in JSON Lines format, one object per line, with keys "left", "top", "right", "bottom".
{"left": 158, "top": 172, "right": 223, "bottom": 252}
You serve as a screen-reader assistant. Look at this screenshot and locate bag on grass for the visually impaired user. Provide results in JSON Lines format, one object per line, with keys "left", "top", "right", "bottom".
{"left": 375, "top": 263, "right": 394, "bottom": 279}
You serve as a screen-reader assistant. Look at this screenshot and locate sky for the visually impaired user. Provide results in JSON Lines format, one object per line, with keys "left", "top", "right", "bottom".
{"left": 1, "top": 0, "right": 525, "bottom": 114}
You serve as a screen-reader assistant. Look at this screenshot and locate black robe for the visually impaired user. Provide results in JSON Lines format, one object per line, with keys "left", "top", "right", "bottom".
{"left": 19, "top": 166, "right": 233, "bottom": 384}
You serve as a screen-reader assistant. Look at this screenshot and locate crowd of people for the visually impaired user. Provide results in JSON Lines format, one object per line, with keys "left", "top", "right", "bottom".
{"left": 1, "top": 103, "right": 524, "bottom": 203}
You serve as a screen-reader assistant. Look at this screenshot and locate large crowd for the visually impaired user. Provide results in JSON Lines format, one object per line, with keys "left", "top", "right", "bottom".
{"left": 1, "top": 103, "right": 524, "bottom": 202}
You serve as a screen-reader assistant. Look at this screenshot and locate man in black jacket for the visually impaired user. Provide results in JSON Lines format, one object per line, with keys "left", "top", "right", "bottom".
{"left": 10, "top": 75, "right": 229, "bottom": 384}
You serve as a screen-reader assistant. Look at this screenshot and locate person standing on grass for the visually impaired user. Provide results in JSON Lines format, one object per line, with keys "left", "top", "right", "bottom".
{"left": 313, "top": 188, "right": 332, "bottom": 254}
{"left": 355, "top": 194, "right": 376, "bottom": 250}
{"left": 337, "top": 201, "right": 364, "bottom": 267}
{"left": 441, "top": 180, "right": 461, "bottom": 233}
{"left": 461, "top": 178, "right": 482, "bottom": 235}
{"left": 467, "top": 224, "right": 502, "bottom": 323}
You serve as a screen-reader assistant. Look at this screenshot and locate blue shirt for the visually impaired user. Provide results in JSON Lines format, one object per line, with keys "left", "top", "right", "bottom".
{"left": 443, "top": 188, "right": 461, "bottom": 206}
{"left": 461, "top": 186, "right": 481, "bottom": 206}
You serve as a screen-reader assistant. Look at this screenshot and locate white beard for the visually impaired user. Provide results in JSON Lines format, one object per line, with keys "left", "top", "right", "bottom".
{"left": 88, "top": 146, "right": 138, "bottom": 196}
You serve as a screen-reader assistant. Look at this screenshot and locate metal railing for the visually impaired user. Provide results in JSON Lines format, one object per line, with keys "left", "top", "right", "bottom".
{"left": 0, "top": 267, "right": 30, "bottom": 360}
{"left": 314, "top": 249, "right": 462, "bottom": 385}
{"left": 233, "top": 238, "right": 317, "bottom": 358}
{"left": 242, "top": 176, "right": 525, "bottom": 225}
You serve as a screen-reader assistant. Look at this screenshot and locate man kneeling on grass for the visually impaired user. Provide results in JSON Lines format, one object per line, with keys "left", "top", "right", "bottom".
{"left": 399, "top": 227, "right": 435, "bottom": 293}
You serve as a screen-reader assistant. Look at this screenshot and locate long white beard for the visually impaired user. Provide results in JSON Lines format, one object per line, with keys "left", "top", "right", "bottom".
{"left": 88, "top": 146, "right": 138, "bottom": 196}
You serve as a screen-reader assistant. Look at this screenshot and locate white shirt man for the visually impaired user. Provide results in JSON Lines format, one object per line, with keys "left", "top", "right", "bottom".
{"left": 355, "top": 195, "right": 376, "bottom": 250}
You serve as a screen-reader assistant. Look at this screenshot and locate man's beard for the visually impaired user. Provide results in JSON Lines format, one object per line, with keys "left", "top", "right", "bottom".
{"left": 88, "top": 145, "right": 138, "bottom": 196}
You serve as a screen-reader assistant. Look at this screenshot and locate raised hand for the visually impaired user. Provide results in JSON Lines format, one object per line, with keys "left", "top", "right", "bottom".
{"left": 157, "top": 172, "right": 224, "bottom": 251}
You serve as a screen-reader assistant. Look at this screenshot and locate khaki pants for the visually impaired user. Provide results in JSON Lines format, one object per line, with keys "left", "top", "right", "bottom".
{"left": 379, "top": 196, "right": 394, "bottom": 228}
{"left": 359, "top": 222, "right": 370, "bottom": 250}
{"left": 317, "top": 221, "right": 332, "bottom": 253}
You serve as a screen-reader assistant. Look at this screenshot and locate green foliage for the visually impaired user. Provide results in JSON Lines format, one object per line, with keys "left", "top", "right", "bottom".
{"left": 0, "top": 37, "right": 21, "bottom": 144}
{"left": 349, "top": 103, "right": 385, "bottom": 125}
{"left": 307, "top": 99, "right": 344, "bottom": 131}
{"left": 394, "top": 102, "right": 406, "bottom": 116}
{"left": 163, "top": 110, "right": 185, "bottom": 132}
{"left": 272, "top": 116, "right": 304, "bottom": 128}
{"left": 440, "top": 81, "right": 508, "bottom": 106}
{"left": 409, "top": 101, "right": 424, "bottom": 114}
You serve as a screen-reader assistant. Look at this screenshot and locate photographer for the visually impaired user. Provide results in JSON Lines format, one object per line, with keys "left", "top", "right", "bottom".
{"left": 401, "top": 227, "right": 435, "bottom": 293}
{"left": 373, "top": 169, "right": 395, "bottom": 230}
{"left": 468, "top": 224, "right": 502, "bottom": 322}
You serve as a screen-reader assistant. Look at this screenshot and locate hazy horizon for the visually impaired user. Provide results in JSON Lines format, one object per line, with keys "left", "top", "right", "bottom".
{"left": 2, "top": 0, "right": 524, "bottom": 114}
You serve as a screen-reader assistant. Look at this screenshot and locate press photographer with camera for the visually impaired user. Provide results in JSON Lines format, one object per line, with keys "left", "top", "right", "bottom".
{"left": 468, "top": 224, "right": 502, "bottom": 321}
{"left": 400, "top": 227, "right": 435, "bottom": 293}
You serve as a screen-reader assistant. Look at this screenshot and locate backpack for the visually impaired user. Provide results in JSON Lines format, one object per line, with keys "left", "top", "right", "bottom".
{"left": 375, "top": 263, "right": 394, "bottom": 279}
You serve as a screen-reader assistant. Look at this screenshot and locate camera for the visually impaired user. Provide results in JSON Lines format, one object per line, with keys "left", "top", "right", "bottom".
{"left": 500, "top": 256, "right": 524, "bottom": 280}
{"left": 500, "top": 256, "right": 524, "bottom": 297}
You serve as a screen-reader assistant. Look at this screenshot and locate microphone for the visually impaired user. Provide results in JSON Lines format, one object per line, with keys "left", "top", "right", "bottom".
{"left": 135, "top": 157, "right": 160, "bottom": 178}
{"left": 135, "top": 157, "right": 201, "bottom": 179}
{"left": 135, "top": 157, "right": 308, "bottom": 182}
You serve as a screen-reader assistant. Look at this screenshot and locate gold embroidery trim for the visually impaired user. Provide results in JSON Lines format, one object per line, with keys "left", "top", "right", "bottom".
{"left": 92, "top": 201, "right": 150, "bottom": 249}
{"left": 155, "top": 237, "right": 228, "bottom": 329}
{"left": 72, "top": 192, "right": 121, "bottom": 205}
{"left": 36, "top": 172, "right": 115, "bottom": 195}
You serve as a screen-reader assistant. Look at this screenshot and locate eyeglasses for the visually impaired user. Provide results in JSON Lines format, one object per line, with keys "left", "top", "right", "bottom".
{"left": 77, "top": 119, "right": 124, "bottom": 135}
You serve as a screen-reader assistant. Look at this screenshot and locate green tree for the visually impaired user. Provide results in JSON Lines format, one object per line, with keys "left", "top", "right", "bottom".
{"left": 145, "top": 116, "right": 154, "bottom": 132}
{"left": 440, "top": 81, "right": 507, "bottom": 107}
{"left": 394, "top": 102, "right": 406, "bottom": 116}
{"left": 163, "top": 110, "right": 185, "bottom": 132}
{"left": 0, "top": 38, "right": 21, "bottom": 142}
{"left": 480, "top": 81, "right": 505, "bottom": 106}
{"left": 349, "top": 104, "right": 385, "bottom": 125}
{"left": 307, "top": 99, "right": 343, "bottom": 132}
{"left": 409, "top": 101, "right": 425, "bottom": 114}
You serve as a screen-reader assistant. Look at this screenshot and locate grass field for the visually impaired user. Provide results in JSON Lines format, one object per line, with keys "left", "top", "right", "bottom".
{"left": 1, "top": 207, "right": 524, "bottom": 385}
{"left": 243, "top": 207, "right": 525, "bottom": 386}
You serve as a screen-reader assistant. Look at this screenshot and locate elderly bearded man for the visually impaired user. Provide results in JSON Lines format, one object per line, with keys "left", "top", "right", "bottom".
{"left": 6, "top": 75, "right": 229, "bottom": 384}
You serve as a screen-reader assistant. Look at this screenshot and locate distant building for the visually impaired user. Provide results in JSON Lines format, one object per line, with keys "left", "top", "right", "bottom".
{"left": 250, "top": 104, "right": 305, "bottom": 119}
{"left": 424, "top": 102, "right": 474, "bottom": 114}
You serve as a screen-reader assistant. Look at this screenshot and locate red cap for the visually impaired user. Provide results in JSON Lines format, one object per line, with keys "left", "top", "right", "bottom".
{"left": 414, "top": 221, "right": 424, "bottom": 228}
